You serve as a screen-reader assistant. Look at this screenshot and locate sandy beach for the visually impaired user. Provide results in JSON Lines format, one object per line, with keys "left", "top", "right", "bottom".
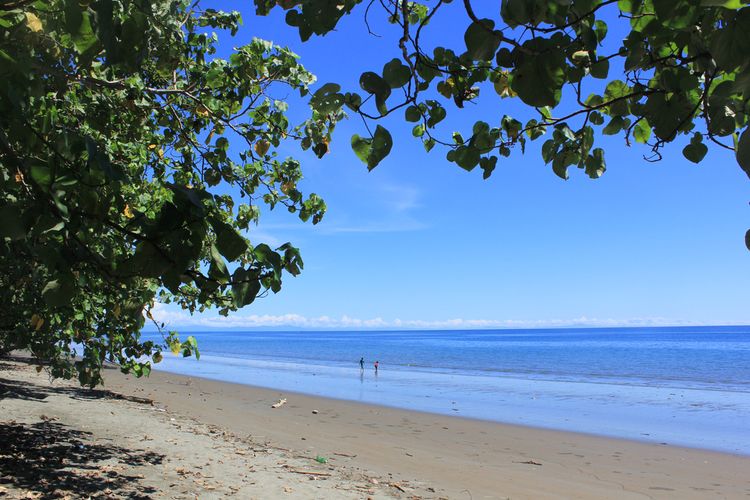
{"left": 1, "top": 356, "right": 749, "bottom": 499}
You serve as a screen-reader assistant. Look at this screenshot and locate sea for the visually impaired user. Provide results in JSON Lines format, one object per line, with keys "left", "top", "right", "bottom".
{"left": 142, "top": 325, "right": 750, "bottom": 455}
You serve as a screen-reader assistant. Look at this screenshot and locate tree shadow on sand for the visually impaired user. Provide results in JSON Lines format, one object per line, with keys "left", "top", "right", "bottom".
{"left": 0, "top": 377, "right": 51, "bottom": 402}
{"left": 0, "top": 364, "right": 165, "bottom": 499}
{"left": 0, "top": 356, "right": 155, "bottom": 406}
{"left": 0, "top": 420, "right": 162, "bottom": 498}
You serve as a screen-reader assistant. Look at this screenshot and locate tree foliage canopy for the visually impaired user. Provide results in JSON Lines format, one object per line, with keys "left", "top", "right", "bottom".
{"left": 0, "top": 0, "right": 337, "bottom": 385}
{"left": 256, "top": 0, "right": 750, "bottom": 182}
{"left": 2, "top": 0, "right": 750, "bottom": 385}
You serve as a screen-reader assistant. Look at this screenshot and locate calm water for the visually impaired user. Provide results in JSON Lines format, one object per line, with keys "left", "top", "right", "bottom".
{"left": 143, "top": 326, "right": 750, "bottom": 454}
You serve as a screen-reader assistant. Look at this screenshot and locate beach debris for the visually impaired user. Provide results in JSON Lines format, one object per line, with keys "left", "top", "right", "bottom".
{"left": 390, "top": 482, "right": 407, "bottom": 493}
{"left": 314, "top": 455, "right": 328, "bottom": 464}
{"left": 271, "top": 398, "right": 287, "bottom": 408}
{"left": 283, "top": 486, "right": 293, "bottom": 493}
{"left": 333, "top": 452, "right": 357, "bottom": 458}
{"left": 288, "top": 469, "right": 332, "bottom": 476}
{"left": 514, "top": 460, "right": 542, "bottom": 466}
{"left": 312, "top": 409, "right": 319, "bottom": 414}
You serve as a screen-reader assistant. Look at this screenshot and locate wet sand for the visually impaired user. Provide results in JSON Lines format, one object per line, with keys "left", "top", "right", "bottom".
{"left": 2, "top": 356, "right": 749, "bottom": 499}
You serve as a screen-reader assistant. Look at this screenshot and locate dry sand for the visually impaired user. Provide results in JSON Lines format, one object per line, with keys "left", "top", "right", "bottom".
{"left": 1, "top": 356, "right": 749, "bottom": 499}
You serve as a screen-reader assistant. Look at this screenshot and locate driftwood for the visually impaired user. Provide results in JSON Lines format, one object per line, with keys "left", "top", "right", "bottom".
{"left": 287, "top": 469, "right": 332, "bottom": 476}
{"left": 271, "top": 398, "right": 287, "bottom": 408}
{"left": 514, "top": 460, "right": 542, "bottom": 466}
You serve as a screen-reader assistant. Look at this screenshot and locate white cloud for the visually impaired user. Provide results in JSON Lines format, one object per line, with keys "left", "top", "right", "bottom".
{"left": 245, "top": 183, "right": 427, "bottom": 235}
{"left": 246, "top": 229, "right": 285, "bottom": 248}
{"left": 317, "top": 218, "right": 428, "bottom": 234}
{"left": 381, "top": 184, "right": 420, "bottom": 213}
{"left": 148, "top": 304, "right": 736, "bottom": 330}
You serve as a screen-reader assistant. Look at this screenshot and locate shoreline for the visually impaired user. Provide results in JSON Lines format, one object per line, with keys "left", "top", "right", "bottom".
{"left": 110, "top": 361, "right": 749, "bottom": 498}
{"left": 3, "top": 356, "right": 749, "bottom": 498}
{"left": 150, "top": 363, "right": 750, "bottom": 459}
{"left": 149, "top": 351, "right": 750, "bottom": 456}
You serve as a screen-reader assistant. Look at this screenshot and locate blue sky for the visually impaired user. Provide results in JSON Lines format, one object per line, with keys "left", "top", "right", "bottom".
{"left": 153, "top": 2, "right": 750, "bottom": 330}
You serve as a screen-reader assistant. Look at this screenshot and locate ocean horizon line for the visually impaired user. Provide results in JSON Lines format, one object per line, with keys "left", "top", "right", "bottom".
{"left": 142, "top": 322, "right": 750, "bottom": 333}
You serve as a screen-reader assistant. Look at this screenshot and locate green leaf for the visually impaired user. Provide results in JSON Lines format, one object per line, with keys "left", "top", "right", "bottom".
{"left": 602, "top": 117, "right": 624, "bottom": 135}
{"left": 589, "top": 111, "right": 604, "bottom": 126}
{"left": 736, "top": 128, "right": 750, "bottom": 179}
{"left": 232, "top": 268, "right": 261, "bottom": 307}
{"left": 405, "top": 106, "right": 421, "bottom": 122}
{"left": 210, "top": 217, "right": 248, "bottom": 262}
{"left": 511, "top": 39, "right": 566, "bottom": 107}
{"left": 452, "top": 146, "right": 481, "bottom": 171}
{"left": 359, "top": 72, "right": 391, "bottom": 114}
{"left": 464, "top": 19, "right": 502, "bottom": 61}
{"left": 589, "top": 58, "right": 609, "bottom": 79}
{"left": 552, "top": 157, "right": 570, "bottom": 180}
{"left": 584, "top": 148, "right": 607, "bottom": 179}
{"left": 65, "top": 3, "right": 98, "bottom": 55}
{"left": 183, "top": 335, "right": 200, "bottom": 360}
{"left": 351, "top": 135, "right": 372, "bottom": 164}
{"left": 310, "top": 83, "right": 344, "bottom": 114}
{"left": 426, "top": 102, "right": 447, "bottom": 127}
{"left": 351, "top": 126, "right": 393, "bottom": 170}
{"left": 633, "top": 120, "right": 651, "bottom": 143}
{"left": 382, "top": 59, "right": 411, "bottom": 88}
{"left": 700, "top": 0, "right": 744, "bottom": 7}
{"left": 0, "top": 206, "right": 25, "bottom": 240}
{"left": 123, "top": 242, "right": 172, "bottom": 279}
{"left": 501, "top": 0, "right": 533, "bottom": 27}
{"left": 30, "top": 165, "right": 52, "bottom": 189}
{"left": 208, "top": 244, "right": 230, "bottom": 283}
{"left": 42, "top": 278, "right": 74, "bottom": 308}
{"left": 653, "top": 0, "right": 699, "bottom": 29}
{"left": 683, "top": 143, "right": 708, "bottom": 163}
{"left": 604, "top": 80, "right": 630, "bottom": 101}
{"left": 710, "top": 9, "right": 750, "bottom": 70}
{"left": 480, "top": 156, "right": 497, "bottom": 179}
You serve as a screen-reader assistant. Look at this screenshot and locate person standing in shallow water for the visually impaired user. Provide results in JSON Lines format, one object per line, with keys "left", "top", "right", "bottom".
{"left": 374, "top": 361, "right": 379, "bottom": 373}
{"left": 359, "top": 357, "right": 364, "bottom": 370}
